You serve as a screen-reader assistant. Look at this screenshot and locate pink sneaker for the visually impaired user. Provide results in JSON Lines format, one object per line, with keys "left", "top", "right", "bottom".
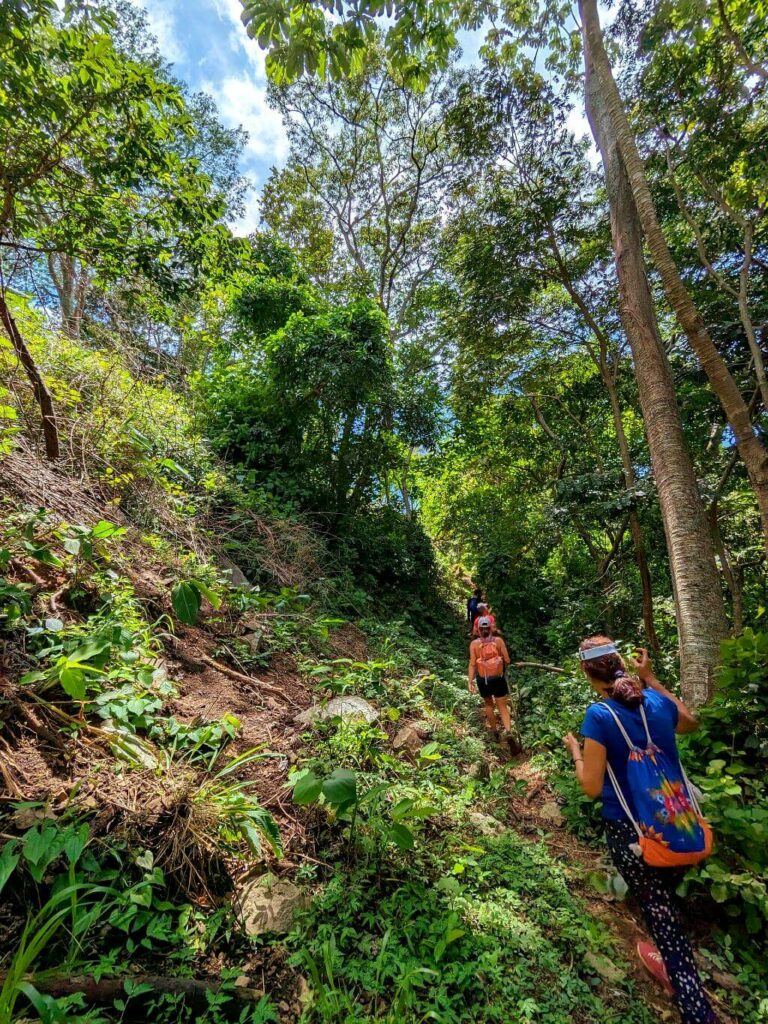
{"left": 637, "top": 941, "right": 675, "bottom": 996}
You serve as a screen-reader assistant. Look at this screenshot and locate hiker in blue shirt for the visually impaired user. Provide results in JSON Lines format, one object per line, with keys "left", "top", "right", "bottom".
{"left": 562, "top": 635, "right": 718, "bottom": 1024}
{"left": 466, "top": 587, "right": 483, "bottom": 627}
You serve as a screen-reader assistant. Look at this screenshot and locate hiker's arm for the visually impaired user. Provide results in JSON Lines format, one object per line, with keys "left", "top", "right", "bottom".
{"left": 467, "top": 646, "right": 477, "bottom": 691}
{"left": 563, "top": 734, "right": 606, "bottom": 798}
{"left": 497, "top": 638, "right": 511, "bottom": 666}
{"left": 633, "top": 648, "right": 698, "bottom": 734}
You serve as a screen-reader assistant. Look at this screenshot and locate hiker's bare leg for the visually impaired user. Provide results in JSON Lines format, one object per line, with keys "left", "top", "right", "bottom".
{"left": 495, "top": 697, "right": 511, "bottom": 732}
{"left": 482, "top": 696, "right": 497, "bottom": 729}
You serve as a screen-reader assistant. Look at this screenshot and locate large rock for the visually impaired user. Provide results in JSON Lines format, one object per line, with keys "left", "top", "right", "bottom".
{"left": 392, "top": 724, "right": 424, "bottom": 755}
{"left": 295, "top": 696, "right": 379, "bottom": 728}
{"left": 237, "top": 874, "right": 306, "bottom": 936}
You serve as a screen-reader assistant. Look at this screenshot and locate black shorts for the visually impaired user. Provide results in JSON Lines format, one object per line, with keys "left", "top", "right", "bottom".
{"left": 476, "top": 675, "right": 509, "bottom": 698}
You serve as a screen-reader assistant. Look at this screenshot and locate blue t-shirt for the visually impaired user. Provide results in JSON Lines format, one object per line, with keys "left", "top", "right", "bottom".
{"left": 580, "top": 689, "right": 680, "bottom": 820}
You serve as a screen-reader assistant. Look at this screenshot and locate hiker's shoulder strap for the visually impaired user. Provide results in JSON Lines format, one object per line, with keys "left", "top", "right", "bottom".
{"left": 601, "top": 701, "right": 636, "bottom": 750}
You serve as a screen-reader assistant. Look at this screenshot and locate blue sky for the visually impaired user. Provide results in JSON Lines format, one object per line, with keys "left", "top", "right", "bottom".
{"left": 128, "top": 0, "right": 290, "bottom": 234}
{"left": 128, "top": 0, "right": 595, "bottom": 235}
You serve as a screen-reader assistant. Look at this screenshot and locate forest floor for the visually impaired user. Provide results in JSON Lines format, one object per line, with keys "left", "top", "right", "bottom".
{"left": 153, "top": 628, "right": 739, "bottom": 1023}
{"left": 0, "top": 450, "right": 743, "bottom": 1024}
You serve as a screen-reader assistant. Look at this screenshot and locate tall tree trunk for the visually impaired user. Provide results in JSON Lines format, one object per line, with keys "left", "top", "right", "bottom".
{"left": 580, "top": 0, "right": 768, "bottom": 552}
{"left": 709, "top": 503, "right": 744, "bottom": 634}
{"left": 581, "top": 20, "right": 729, "bottom": 705}
{"left": 47, "top": 253, "right": 89, "bottom": 340}
{"left": 0, "top": 290, "right": 60, "bottom": 460}
{"left": 602, "top": 370, "right": 659, "bottom": 650}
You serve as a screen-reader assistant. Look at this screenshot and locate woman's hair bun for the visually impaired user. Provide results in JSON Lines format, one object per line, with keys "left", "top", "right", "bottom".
{"left": 610, "top": 676, "right": 643, "bottom": 708}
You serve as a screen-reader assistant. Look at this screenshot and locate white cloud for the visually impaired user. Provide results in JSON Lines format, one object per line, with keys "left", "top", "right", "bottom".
{"left": 203, "top": 73, "right": 289, "bottom": 163}
{"left": 567, "top": 106, "right": 601, "bottom": 167}
{"left": 229, "top": 186, "right": 263, "bottom": 236}
{"left": 210, "top": 0, "right": 269, "bottom": 75}
{"left": 126, "top": 0, "right": 186, "bottom": 66}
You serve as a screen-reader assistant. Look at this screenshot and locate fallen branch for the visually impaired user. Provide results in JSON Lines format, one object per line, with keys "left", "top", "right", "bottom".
{"left": 0, "top": 973, "right": 263, "bottom": 1006}
{"left": 9, "top": 558, "right": 47, "bottom": 593}
{"left": 170, "top": 639, "right": 289, "bottom": 701}
{"left": 512, "top": 661, "right": 569, "bottom": 675}
{"left": 13, "top": 698, "right": 66, "bottom": 750}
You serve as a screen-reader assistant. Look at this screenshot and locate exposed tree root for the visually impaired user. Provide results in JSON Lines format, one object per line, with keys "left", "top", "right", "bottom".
{"left": 0, "top": 972, "right": 264, "bottom": 1005}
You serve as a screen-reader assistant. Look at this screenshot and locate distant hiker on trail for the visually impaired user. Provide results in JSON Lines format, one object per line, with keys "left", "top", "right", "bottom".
{"left": 466, "top": 587, "right": 483, "bottom": 627}
{"left": 563, "top": 636, "right": 718, "bottom": 1024}
{"left": 471, "top": 603, "right": 496, "bottom": 636}
{"left": 468, "top": 617, "right": 513, "bottom": 741}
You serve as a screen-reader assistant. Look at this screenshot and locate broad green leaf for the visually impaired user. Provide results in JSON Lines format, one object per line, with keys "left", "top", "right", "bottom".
{"left": 68, "top": 641, "right": 111, "bottom": 666}
{"left": 389, "top": 823, "right": 415, "bottom": 850}
{"left": 0, "top": 841, "right": 20, "bottom": 895}
{"left": 171, "top": 581, "right": 201, "bottom": 625}
{"left": 189, "top": 578, "right": 223, "bottom": 609}
{"left": 390, "top": 797, "right": 415, "bottom": 821}
{"left": 59, "top": 666, "right": 86, "bottom": 700}
{"left": 91, "top": 520, "right": 126, "bottom": 540}
{"left": 293, "top": 770, "right": 323, "bottom": 805}
{"left": 23, "top": 542, "right": 63, "bottom": 568}
{"left": 321, "top": 768, "right": 357, "bottom": 808}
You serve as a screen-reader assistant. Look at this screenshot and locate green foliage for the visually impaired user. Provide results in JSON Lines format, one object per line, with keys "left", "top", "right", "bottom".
{"left": 200, "top": 261, "right": 397, "bottom": 520}
{"left": 171, "top": 578, "right": 223, "bottom": 626}
{"left": 0, "top": 0, "right": 227, "bottom": 300}
{"left": 290, "top": 834, "right": 655, "bottom": 1023}
{"left": 679, "top": 630, "right": 768, "bottom": 938}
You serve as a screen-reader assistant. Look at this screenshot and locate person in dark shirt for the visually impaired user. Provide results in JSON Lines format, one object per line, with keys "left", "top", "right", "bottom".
{"left": 466, "top": 587, "right": 483, "bottom": 626}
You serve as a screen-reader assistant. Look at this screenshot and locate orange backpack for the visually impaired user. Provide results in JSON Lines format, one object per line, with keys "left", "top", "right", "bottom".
{"left": 476, "top": 637, "right": 505, "bottom": 680}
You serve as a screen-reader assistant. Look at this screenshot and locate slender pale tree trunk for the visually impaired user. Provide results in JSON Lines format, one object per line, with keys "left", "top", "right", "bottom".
{"left": 602, "top": 369, "right": 659, "bottom": 650}
{"left": 580, "top": 0, "right": 768, "bottom": 552}
{"left": 582, "top": 23, "right": 729, "bottom": 705}
{"left": 0, "top": 290, "right": 60, "bottom": 460}
{"left": 47, "top": 253, "right": 89, "bottom": 340}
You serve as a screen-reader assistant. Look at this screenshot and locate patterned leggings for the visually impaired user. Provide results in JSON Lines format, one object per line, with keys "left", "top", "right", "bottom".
{"left": 605, "top": 819, "right": 717, "bottom": 1024}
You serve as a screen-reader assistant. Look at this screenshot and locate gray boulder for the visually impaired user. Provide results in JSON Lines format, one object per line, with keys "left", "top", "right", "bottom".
{"left": 295, "top": 696, "right": 379, "bottom": 728}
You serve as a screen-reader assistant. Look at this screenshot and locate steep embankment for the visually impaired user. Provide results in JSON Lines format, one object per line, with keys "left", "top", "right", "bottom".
{"left": 0, "top": 450, "right": 740, "bottom": 1024}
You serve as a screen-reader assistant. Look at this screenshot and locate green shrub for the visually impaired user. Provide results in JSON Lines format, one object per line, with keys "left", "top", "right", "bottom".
{"left": 680, "top": 629, "right": 768, "bottom": 940}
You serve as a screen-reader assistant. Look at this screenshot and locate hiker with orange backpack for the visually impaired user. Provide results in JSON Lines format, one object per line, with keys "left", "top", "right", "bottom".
{"left": 563, "top": 636, "right": 717, "bottom": 1024}
{"left": 471, "top": 603, "right": 496, "bottom": 636}
{"left": 468, "top": 616, "right": 513, "bottom": 741}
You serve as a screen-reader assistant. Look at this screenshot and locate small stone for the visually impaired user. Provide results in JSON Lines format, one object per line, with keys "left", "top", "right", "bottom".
{"left": 236, "top": 874, "right": 307, "bottom": 937}
{"left": 467, "top": 811, "right": 505, "bottom": 836}
{"left": 410, "top": 719, "right": 434, "bottom": 738}
{"left": 243, "top": 630, "right": 264, "bottom": 654}
{"left": 539, "top": 801, "right": 565, "bottom": 826}
{"left": 584, "top": 951, "right": 625, "bottom": 984}
{"left": 234, "top": 976, "right": 252, "bottom": 988}
{"left": 392, "top": 724, "right": 424, "bottom": 755}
